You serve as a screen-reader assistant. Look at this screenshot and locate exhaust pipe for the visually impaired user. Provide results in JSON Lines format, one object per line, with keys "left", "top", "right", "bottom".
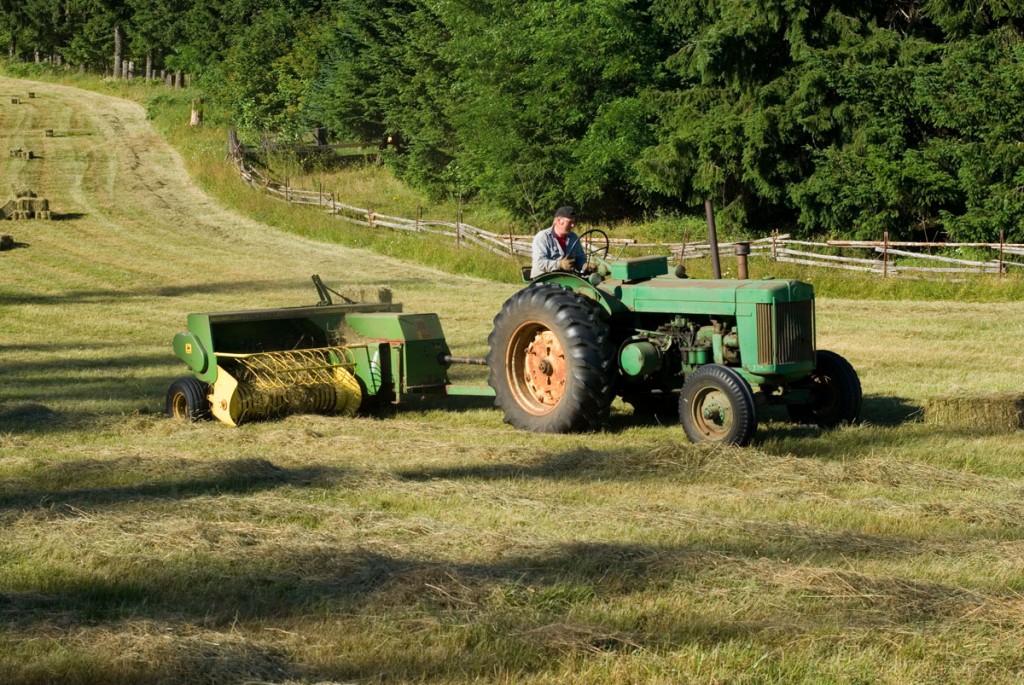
{"left": 734, "top": 242, "right": 750, "bottom": 280}
{"left": 705, "top": 198, "right": 721, "bottom": 279}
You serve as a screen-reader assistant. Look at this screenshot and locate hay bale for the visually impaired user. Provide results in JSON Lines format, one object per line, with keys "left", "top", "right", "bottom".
{"left": 924, "top": 393, "right": 1024, "bottom": 432}
{"left": 0, "top": 235, "right": 13, "bottom": 250}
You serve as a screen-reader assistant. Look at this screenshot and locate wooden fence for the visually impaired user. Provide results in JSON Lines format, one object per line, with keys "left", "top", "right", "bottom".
{"left": 228, "top": 130, "right": 1024, "bottom": 276}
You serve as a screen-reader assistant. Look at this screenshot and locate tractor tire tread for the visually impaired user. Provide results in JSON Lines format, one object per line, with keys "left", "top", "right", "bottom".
{"left": 487, "top": 283, "right": 614, "bottom": 433}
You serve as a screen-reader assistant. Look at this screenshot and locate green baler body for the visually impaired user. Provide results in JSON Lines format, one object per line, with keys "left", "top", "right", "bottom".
{"left": 344, "top": 312, "right": 452, "bottom": 392}
{"left": 173, "top": 303, "right": 401, "bottom": 384}
{"left": 172, "top": 302, "right": 454, "bottom": 400}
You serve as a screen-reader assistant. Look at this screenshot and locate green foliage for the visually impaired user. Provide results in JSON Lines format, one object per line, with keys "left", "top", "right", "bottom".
{"left": 637, "top": 1, "right": 1024, "bottom": 240}
{"left": 301, "top": 0, "right": 459, "bottom": 199}
{"left": 7, "top": 0, "right": 1024, "bottom": 239}
{"left": 440, "top": 0, "right": 663, "bottom": 219}
{"left": 211, "top": 5, "right": 329, "bottom": 135}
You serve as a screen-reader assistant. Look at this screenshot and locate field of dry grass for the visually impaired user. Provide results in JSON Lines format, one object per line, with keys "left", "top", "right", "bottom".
{"left": 4, "top": 75, "right": 1024, "bottom": 684}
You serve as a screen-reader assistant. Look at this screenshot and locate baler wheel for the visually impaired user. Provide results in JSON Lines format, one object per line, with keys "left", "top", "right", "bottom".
{"left": 786, "top": 349, "right": 862, "bottom": 427}
{"left": 166, "top": 376, "right": 211, "bottom": 421}
{"left": 678, "top": 365, "right": 757, "bottom": 445}
{"left": 487, "top": 283, "right": 614, "bottom": 433}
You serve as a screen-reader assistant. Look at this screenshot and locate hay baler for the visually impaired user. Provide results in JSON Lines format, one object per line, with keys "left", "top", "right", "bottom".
{"left": 166, "top": 282, "right": 489, "bottom": 427}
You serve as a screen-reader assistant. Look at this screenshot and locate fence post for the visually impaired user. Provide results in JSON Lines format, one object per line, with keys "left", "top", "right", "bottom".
{"left": 457, "top": 201, "right": 463, "bottom": 248}
{"left": 416, "top": 206, "right": 422, "bottom": 232}
{"left": 771, "top": 230, "right": 778, "bottom": 260}
{"left": 999, "top": 230, "right": 1005, "bottom": 275}
{"left": 882, "top": 230, "right": 889, "bottom": 278}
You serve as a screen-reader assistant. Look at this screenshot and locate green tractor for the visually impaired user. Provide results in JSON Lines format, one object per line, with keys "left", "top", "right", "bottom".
{"left": 167, "top": 241, "right": 861, "bottom": 446}
{"left": 486, "top": 230, "right": 861, "bottom": 445}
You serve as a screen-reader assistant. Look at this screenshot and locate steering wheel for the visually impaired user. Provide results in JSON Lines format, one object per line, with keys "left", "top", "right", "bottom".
{"left": 575, "top": 229, "right": 610, "bottom": 268}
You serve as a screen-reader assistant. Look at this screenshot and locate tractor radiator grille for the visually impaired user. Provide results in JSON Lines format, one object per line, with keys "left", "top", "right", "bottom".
{"left": 756, "top": 301, "right": 815, "bottom": 366}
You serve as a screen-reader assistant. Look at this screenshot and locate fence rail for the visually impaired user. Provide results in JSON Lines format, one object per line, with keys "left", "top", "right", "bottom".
{"left": 228, "top": 130, "right": 1024, "bottom": 277}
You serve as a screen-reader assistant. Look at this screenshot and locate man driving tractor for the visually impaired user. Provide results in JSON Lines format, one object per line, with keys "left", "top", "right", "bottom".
{"left": 530, "top": 205, "right": 588, "bottom": 278}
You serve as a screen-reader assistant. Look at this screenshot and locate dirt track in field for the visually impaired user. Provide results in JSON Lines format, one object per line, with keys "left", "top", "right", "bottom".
{"left": 0, "top": 76, "right": 504, "bottom": 312}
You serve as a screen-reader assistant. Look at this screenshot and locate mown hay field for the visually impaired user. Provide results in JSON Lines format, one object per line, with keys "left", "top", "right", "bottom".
{"left": 4, "top": 76, "right": 1024, "bottom": 684}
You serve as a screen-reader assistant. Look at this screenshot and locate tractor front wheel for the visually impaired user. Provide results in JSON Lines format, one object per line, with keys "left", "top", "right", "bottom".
{"left": 487, "top": 283, "right": 614, "bottom": 433}
{"left": 166, "top": 376, "right": 211, "bottom": 421}
{"left": 678, "top": 365, "right": 757, "bottom": 445}
{"left": 786, "top": 350, "right": 862, "bottom": 427}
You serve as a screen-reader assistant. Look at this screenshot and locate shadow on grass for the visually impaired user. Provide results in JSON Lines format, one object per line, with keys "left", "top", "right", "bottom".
{"left": 0, "top": 457, "right": 347, "bottom": 512}
{"left": 394, "top": 393, "right": 495, "bottom": 413}
{"left": 0, "top": 532, "right": 956, "bottom": 683}
{"left": 0, "top": 349, "right": 175, "bottom": 434}
{"left": 861, "top": 394, "right": 921, "bottom": 426}
{"left": 0, "top": 351, "right": 169, "bottom": 376}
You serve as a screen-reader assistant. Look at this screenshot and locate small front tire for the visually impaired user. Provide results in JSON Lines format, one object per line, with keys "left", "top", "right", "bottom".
{"left": 166, "top": 376, "right": 211, "bottom": 421}
{"left": 678, "top": 365, "right": 757, "bottom": 446}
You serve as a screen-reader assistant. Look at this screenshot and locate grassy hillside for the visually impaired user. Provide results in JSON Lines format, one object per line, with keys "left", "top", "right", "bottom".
{"left": 3, "top": 73, "right": 1024, "bottom": 684}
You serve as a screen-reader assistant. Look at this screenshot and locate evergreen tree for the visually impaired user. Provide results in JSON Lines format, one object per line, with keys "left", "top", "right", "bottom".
{"left": 440, "top": 0, "right": 663, "bottom": 218}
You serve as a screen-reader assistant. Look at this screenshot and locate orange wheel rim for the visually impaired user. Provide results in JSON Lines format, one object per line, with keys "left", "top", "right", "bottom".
{"left": 689, "top": 386, "right": 733, "bottom": 439}
{"left": 506, "top": 322, "right": 566, "bottom": 415}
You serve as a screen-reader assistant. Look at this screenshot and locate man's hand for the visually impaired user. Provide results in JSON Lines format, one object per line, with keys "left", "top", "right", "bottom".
{"left": 559, "top": 257, "right": 574, "bottom": 271}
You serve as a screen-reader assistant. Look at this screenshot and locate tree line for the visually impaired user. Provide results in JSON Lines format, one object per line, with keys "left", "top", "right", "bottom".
{"left": 4, "top": 0, "right": 1024, "bottom": 240}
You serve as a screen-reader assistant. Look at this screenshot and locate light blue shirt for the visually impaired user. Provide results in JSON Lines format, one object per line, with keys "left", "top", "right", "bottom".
{"left": 530, "top": 227, "right": 587, "bottom": 278}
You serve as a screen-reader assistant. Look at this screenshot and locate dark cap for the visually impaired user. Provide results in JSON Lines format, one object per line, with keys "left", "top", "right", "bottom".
{"left": 554, "top": 206, "right": 576, "bottom": 219}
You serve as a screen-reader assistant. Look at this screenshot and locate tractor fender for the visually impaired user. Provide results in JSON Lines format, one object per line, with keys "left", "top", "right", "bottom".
{"left": 527, "top": 272, "right": 625, "bottom": 315}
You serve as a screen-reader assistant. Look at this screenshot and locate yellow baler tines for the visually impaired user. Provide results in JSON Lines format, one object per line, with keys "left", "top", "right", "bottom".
{"left": 170, "top": 301, "right": 403, "bottom": 426}
{"left": 211, "top": 347, "right": 363, "bottom": 427}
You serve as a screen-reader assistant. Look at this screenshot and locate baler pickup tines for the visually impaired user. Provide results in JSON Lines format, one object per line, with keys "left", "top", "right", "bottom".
{"left": 208, "top": 347, "right": 363, "bottom": 427}
{"left": 220, "top": 347, "right": 355, "bottom": 389}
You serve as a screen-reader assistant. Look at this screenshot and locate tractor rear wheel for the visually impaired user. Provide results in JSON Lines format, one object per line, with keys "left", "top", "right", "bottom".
{"left": 487, "top": 283, "right": 614, "bottom": 433}
{"left": 166, "top": 376, "right": 211, "bottom": 421}
{"left": 786, "top": 350, "right": 862, "bottom": 427}
{"left": 678, "top": 365, "right": 757, "bottom": 445}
